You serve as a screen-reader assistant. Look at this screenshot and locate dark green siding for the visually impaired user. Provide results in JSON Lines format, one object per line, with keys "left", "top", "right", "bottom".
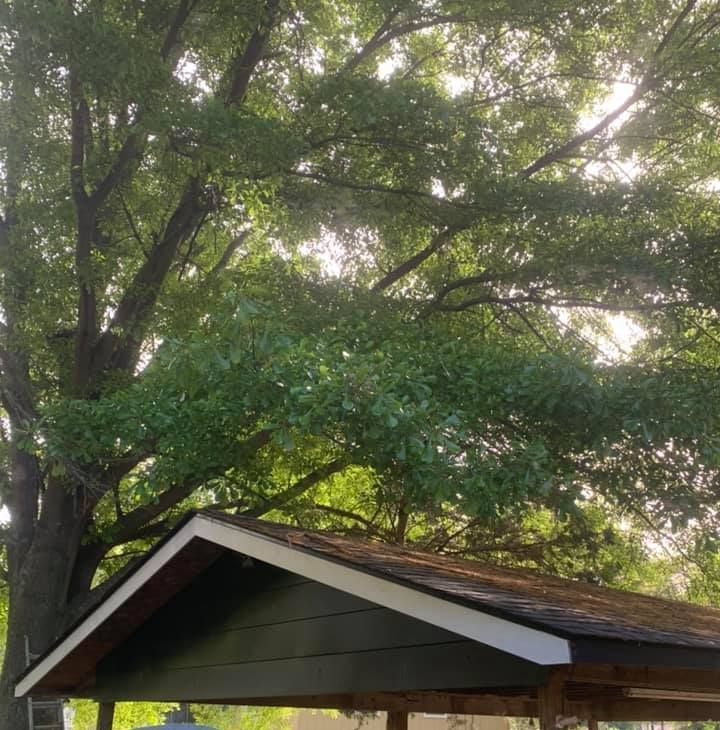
{"left": 90, "top": 554, "right": 544, "bottom": 701}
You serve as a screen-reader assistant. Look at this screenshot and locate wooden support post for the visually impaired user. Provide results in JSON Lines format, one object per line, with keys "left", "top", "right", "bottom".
{"left": 538, "top": 669, "right": 570, "bottom": 730}
{"left": 96, "top": 702, "right": 115, "bottom": 730}
{"left": 588, "top": 719, "right": 598, "bottom": 730}
{"left": 387, "top": 710, "right": 409, "bottom": 730}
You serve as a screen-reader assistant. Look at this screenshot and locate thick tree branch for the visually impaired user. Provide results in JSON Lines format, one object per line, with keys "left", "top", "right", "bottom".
{"left": 83, "top": 0, "right": 200, "bottom": 213}
{"left": 86, "top": 3, "right": 281, "bottom": 381}
{"left": 89, "top": 132, "right": 144, "bottom": 210}
{"left": 341, "top": 7, "right": 401, "bottom": 74}
{"left": 161, "top": 0, "right": 199, "bottom": 61}
{"left": 425, "top": 268, "right": 545, "bottom": 313}
{"left": 225, "top": 0, "right": 281, "bottom": 106}
{"left": 653, "top": 0, "right": 699, "bottom": 58}
{"left": 69, "top": 428, "right": 274, "bottom": 596}
{"left": 69, "top": 71, "right": 89, "bottom": 207}
{"left": 0, "top": 346, "right": 38, "bottom": 427}
{"left": 68, "top": 67, "right": 100, "bottom": 391}
{"left": 0, "top": 343, "right": 42, "bottom": 576}
{"left": 89, "top": 177, "right": 206, "bottom": 377}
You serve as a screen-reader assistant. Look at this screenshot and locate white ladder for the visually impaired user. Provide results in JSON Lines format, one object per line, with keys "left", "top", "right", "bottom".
{"left": 25, "top": 637, "right": 65, "bottom": 730}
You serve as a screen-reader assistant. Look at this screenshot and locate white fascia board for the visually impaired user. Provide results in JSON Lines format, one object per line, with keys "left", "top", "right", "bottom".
{"left": 15, "top": 519, "right": 201, "bottom": 698}
{"left": 195, "top": 515, "right": 572, "bottom": 665}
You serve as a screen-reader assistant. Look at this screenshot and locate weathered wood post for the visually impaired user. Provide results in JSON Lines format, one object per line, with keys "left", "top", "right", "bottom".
{"left": 387, "top": 709, "right": 409, "bottom": 730}
{"left": 538, "top": 669, "right": 572, "bottom": 730}
{"left": 96, "top": 701, "right": 115, "bottom": 730}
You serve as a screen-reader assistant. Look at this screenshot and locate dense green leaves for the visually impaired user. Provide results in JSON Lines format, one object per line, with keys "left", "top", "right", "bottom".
{"left": 35, "top": 276, "right": 720, "bottom": 534}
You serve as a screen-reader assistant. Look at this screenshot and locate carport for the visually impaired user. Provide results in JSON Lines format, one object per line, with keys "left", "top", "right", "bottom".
{"left": 16, "top": 511, "right": 720, "bottom": 730}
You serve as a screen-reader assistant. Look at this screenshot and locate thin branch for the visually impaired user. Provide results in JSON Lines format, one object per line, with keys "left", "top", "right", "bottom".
{"left": 119, "top": 191, "right": 149, "bottom": 258}
{"left": 521, "top": 84, "right": 647, "bottom": 179}
{"left": 288, "top": 169, "right": 481, "bottom": 211}
{"left": 371, "top": 226, "right": 461, "bottom": 292}
{"left": 435, "top": 293, "right": 683, "bottom": 313}
{"left": 342, "top": 11, "right": 468, "bottom": 74}
{"left": 627, "top": 503, "right": 705, "bottom": 571}
{"left": 507, "top": 303, "right": 553, "bottom": 350}
{"left": 312, "top": 503, "right": 386, "bottom": 538}
{"left": 242, "top": 458, "right": 347, "bottom": 518}
{"left": 89, "top": 132, "right": 144, "bottom": 210}
{"left": 206, "top": 228, "right": 251, "bottom": 281}
{"left": 521, "top": 0, "right": 698, "bottom": 179}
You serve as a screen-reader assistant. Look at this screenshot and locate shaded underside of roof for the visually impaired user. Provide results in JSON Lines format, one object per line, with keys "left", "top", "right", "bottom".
{"left": 204, "top": 511, "right": 720, "bottom": 651}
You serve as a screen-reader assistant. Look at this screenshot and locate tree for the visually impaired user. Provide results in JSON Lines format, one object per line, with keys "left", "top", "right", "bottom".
{"left": 1, "top": 0, "right": 720, "bottom": 726}
{"left": 192, "top": 703, "right": 295, "bottom": 730}
{"left": 67, "top": 700, "right": 178, "bottom": 730}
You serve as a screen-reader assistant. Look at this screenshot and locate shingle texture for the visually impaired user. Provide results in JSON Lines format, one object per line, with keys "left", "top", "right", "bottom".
{"left": 205, "top": 511, "right": 720, "bottom": 650}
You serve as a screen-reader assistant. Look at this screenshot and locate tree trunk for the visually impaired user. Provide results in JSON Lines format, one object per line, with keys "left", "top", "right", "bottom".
{"left": 0, "top": 481, "right": 86, "bottom": 729}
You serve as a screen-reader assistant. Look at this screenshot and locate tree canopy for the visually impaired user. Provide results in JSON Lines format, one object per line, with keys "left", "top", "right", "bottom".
{"left": 1, "top": 0, "right": 720, "bottom": 725}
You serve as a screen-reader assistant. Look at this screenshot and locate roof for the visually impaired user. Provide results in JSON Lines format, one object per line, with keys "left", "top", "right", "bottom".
{"left": 16, "top": 511, "right": 720, "bottom": 700}
{"left": 212, "top": 512, "right": 720, "bottom": 650}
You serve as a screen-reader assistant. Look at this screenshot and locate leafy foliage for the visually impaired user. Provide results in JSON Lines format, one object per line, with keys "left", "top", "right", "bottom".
{"left": 67, "top": 700, "right": 178, "bottom": 730}
{"left": 192, "top": 703, "right": 295, "bottom": 730}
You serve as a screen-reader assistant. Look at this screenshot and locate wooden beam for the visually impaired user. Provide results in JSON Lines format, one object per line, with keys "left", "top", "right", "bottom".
{"left": 570, "top": 664, "right": 720, "bottom": 692}
{"left": 566, "top": 699, "right": 720, "bottom": 722}
{"left": 387, "top": 710, "right": 408, "bottom": 730}
{"left": 198, "top": 691, "right": 537, "bottom": 716}
{"left": 194, "top": 688, "right": 720, "bottom": 722}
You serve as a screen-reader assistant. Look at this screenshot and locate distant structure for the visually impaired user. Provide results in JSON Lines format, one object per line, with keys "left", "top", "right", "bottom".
{"left": 133, "top": 725, "right": 219, "bottom": 730}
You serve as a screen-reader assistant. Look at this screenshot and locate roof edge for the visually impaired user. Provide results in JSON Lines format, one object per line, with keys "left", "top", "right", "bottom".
{"left": 195, "top": 514, "right": 572, "bottom": 665}
{"left": 15, "top": 517, "right": 201, "bottom": 698}
{"left": 17, "top": 513, "right": 574, "bottom": 698}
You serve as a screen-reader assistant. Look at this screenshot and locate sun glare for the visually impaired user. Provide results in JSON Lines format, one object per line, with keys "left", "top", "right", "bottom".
{"left": 604, "top": 313, "right": 645, "bottom": 359}
{"left": 580, "top": 80, "right": 642, "bottom": 181}
{"left": 581, "top": 80, "right": 637, "bottom": 132}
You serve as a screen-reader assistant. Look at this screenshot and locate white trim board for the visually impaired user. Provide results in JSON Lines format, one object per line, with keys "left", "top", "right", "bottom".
{"left": 16, "top": 514, "right": 571, "bottom": 698}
